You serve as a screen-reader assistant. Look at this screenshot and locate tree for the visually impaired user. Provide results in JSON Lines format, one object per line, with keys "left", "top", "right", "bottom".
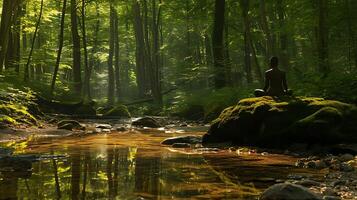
{"left": 0, "top": 0, "right": 20, "bottom": 73}
{"left": 82, "top": 0, "right": 91, "bottom": 99}
{"left": 24, "top": 0, "right": 43, "bottom": 82}
{"left": 212, "top": 0, "right": 226, "bottom": 89}
{"left": 107, "top": 3, "right": 116, "bottom": 105}
{"left": 317, "top": 0, "right": 329, "bottom": 76}
{"left": 71, "top": 0, "right": 82, "bottom": 94}
{"left": 51, "top": 0, "right": 67, "bottom": 94}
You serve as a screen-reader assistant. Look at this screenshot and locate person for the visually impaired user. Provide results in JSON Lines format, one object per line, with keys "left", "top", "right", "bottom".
{"left": 254, "top": 56, "right": 292, "bottom": 97}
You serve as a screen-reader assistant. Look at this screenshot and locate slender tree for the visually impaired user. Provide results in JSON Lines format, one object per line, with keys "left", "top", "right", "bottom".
{"left": 71, "top": 0, "right": 82, "bottom": 94}
{"left": 212, "top": 0, "right": 226, "bottom": 89}
{"left": 82, "top": 0, "right": 91, "bottom": 100}
{"left": 24, "top": 0, "right": 43, "bottom": 82}
{"left": 317, "top": 0, "right": 329, "bottom": 76}
{"left": 107, "top": 3, "right": 116, "bottom": 105}
{"left": 51, "top": 0, "right": 67, "bottom": 94}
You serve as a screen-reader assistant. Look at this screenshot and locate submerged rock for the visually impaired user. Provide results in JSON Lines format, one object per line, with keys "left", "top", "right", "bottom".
{"left": 95, "top": 124, "right": 112, "bottom": 129}
{"left": 57, "top": 120, "right": 84, "bottom": 131}
{"left": 260, "top": 183, "right": 322, "bottom": 200}
{"left": 132, "top": 117, "right": 161, "bottom": 128}
{"left": 161, "top": 135, "right": 202, "bottom": 145}
{"left": 171, "top": 143, "right": 191, "bottom": 148}
{"left": 203, "top": 96, "right": 357, "bottom": 148}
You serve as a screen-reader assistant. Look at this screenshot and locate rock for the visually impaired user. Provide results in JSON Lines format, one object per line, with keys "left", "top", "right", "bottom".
{"left": 202, "top": 97, "right": 357, "bottom": 148}
{"left": 161, "top": 135, "right": 202, "bottom": 145}
{"left": 338, "top": 154, "right": 354, "bottom": 162}
{"left": 132, "top": 117, "right": 161, "bottom": 128}
{"left": 259, "top": 183, "right": 322, "bottom": 200}
{"left": 104, "top": 104, "right": 131, "bottom": 118}
{"left": 95, "top": 124, "right": 112, "bottom": 129}
{"left": 314, "top": 160, "right": 328, "bottom": 169}
{"left": 295, "top": 179, "right": 321, "bottom": 187}
{"left": 171, "top": 143, "right": 191, "bottom": 148}
{"left": 340, "top": 163, "right": 354, "bottom": 172}
{"left": 57, "top": 120, "right": 84, "bottom": 130}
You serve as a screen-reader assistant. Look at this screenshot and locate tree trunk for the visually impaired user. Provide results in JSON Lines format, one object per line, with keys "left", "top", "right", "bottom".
{"left": 212, "top": 0, "right": 226, "bottom": 89}
{"left": 0, "top": 0, "right": 19, "bottom": 73}
{"left": 276, "top": 0, "right": 289, "bottom": 71}
{"left": 71, "top": 0, "right": 82, "bottom": 94}
{"left": 81, "top": 0, "right": 91, "bottom": 100}
{"left": 51, "top": 0, "right": 67, "bottom": 94}
{"left": 107, "top": 4, "right": 116, "bottom": 105}
{"left": 24, "top": 0, "right": 43, "bottom": 82}
{"left": 224, "top": 10, "right": 232, "bottom": 86}
{"left": 240, "top": 0, "right": 252, "bottom": 84}
{"left": 114, "top": 9, "right": 121, "bottom": 101}
{"left": 132, "top": 0, "right": 147, "bottom": 97}
{"left": 150, "top": 0, "right": 163, "bottom": 105}
{"left": 317, "top": 0, "right": 329, "bottom": 76}
{"left": 345, "top": 0, "right": 357, "bottom": 70}
{"left": 259, "top": 0, "right": 275, "bottom": 59}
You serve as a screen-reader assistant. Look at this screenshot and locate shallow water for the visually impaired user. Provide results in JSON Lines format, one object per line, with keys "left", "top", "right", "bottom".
{"left": 0, "top": 130, "right": 324, "bottom": 200}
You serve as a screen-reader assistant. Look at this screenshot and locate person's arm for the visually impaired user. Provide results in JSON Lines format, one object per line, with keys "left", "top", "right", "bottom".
{"left": 282, "top": 72, "right": 288, "bottom": 92}
{"left": 263, "top": 72, "right": 269, "bottom": 92}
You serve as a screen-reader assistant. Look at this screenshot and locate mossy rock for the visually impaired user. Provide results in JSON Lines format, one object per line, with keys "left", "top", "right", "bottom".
{"left": 104, "top": 104, "right": 131, "bottom": 118}
{"left": 202, "top": 96, "right": 357, "bottom": 148}
{"left": 0, "top": 114, "right": 17, "bottom": 126}
{"left": 132, "top": 117, "right": 162, "bottom": 128}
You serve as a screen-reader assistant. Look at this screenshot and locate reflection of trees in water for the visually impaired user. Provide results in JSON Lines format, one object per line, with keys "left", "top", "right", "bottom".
{"left": 134, "top": 149, "right": 161, "bottom": 199}
{"left": 70, "top": 151, "right": 81, "bottom": 200}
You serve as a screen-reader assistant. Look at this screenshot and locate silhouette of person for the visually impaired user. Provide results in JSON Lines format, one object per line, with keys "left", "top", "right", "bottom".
{"left": 254, "top": 56, "right": 292, "bottom": 97}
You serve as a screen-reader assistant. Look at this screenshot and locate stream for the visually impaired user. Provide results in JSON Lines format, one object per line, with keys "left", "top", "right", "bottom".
{"left": 0, "top": 124, "right": 326, "bottom": 200}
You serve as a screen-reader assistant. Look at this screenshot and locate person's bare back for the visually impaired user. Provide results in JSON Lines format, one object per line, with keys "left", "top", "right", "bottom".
{"left": 255, "top": 56, "right": 292, "bottom": 97}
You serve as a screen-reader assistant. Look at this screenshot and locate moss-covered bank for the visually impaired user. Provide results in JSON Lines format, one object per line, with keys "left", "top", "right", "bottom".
{"left": 202, "top": 96, "right": 357, "bottom": 148}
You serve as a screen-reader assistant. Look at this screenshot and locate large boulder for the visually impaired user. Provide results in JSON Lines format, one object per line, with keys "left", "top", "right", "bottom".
{"left": 259, "top": 183, "right": 322, "bottom": 200}
{"left": 203, "top": 97, "right": 357, "bottom": 148}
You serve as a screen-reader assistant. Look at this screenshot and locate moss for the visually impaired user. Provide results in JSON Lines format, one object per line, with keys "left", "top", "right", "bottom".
{"left": 0, "top": 114, "right": 17, "bottom": 125}
{"left": 104, "top": 104, "right": 131, "bottom": 118}
{"left": 203, "top": 96, "right": 357, "bottom": 148}
{"left": 0, "top": 104, "right": 37, "bottom": 125}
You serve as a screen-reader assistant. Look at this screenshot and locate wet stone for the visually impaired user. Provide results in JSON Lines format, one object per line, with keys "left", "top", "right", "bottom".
{"left": 260, "top": 183, "right": 322, "bottom": 200}
{"left": 338, "top": 154, "right": 354, "bottom": 162}
{"left": 161, "top": 135, "right": 202, "bottom": 145}
{"left": 171, "top": 143, "right": 191, "bottom": 148}
{"left": 95, "top": 124, "right": 112, "bottom": 129}
{"left": 322, "top": 196, "right": 341, "bottom": 200}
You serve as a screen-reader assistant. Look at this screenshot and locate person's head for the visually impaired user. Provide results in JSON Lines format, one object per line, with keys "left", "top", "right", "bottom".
{"left": 270, "top": 56, "right": 279, "bottom": 68}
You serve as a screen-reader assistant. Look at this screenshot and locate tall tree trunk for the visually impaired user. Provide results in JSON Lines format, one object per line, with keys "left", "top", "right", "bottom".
{"left": 51, "top": 0, "right": 67, "bottom": 94}
{"left": 240, "top": 0, "right": 252, "bottom": 84}
{"left": 224, "top": 12, "right": 232, "bottom": 86}
{"left": 0, "top": 0, "right": 19, "bottom": 73}
{"left": 259, "top": 0, "right": 274, "bottom": 59}
{"left": 24, "top": 0, "right": 43, "bottom": 82}
{"left": 212, "top": 0, "right": 226, "bottom": 89}
{"left": 114, "top": 10, "right": 121, "bottom": 101}
{"left": 317, "top": 0, "right": 329, "bottom": 76}
{"left": 71, "top": 0, "right": 82, "bottom": 94}
{"left": 107, "top": 4, "right": 116, "bottom": 105}
{"left": 123, "top": 10, "right": 130, "bottom": 94}
{"left": 88, "top": 2, "right": 100, "bottom": 96}
{"left": 276, "top": 0, "right": 289, "bottom": 71}
{"left": 132, "top": 0, "right": 147, "bottom": 97}
{"left": 81, "top": 0, "right": 90, "bottom": 100}
{"left": 345, "top": 0, "right": 357, "bottom": 70}
{"left": 150, "top": 0, "right": 162, "bottom": 105}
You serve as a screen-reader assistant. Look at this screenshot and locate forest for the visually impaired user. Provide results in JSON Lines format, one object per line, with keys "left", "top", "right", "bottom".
{"left": 1, "top": 0, "right": 357, "bottom": 199}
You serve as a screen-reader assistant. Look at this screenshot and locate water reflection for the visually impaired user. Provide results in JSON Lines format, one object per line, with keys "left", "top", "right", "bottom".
{"left": 0, "top": 134, "right": 324, "bottom": 199}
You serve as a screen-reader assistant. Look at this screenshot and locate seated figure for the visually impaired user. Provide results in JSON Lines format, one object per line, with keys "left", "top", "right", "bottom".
{"left": 255, "top": 56, "right": 292, "bottom": 97}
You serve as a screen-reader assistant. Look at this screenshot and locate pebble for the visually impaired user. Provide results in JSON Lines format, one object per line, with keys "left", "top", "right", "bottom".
{"left": 338, "top": 154, "right": 354, "bottom": 162}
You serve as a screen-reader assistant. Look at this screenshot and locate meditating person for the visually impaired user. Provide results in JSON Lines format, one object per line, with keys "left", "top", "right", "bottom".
{"left": 254, "top": 56, "right": 292, "bottom": 97}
